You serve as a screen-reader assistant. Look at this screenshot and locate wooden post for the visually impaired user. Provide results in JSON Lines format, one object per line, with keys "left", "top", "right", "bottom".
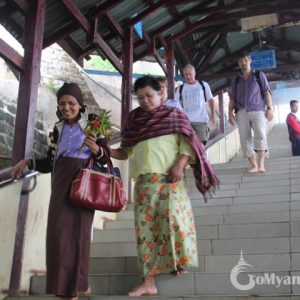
{"left": 9, "top": 0, "right": 46, "bottom": 296}
{"left": 121, "top": 27, "right": 133, "bottom": 128}
{"left": 166, "top": 42, "right": 175, "bottom": 99}
{"left": 218, "top": 90, "right": 225, "bottom": 134}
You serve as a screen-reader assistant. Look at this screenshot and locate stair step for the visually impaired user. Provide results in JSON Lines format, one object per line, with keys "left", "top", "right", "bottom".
{"left": 90, "top": 235, "right": 295, "bottom": 259}
{"left": 94, "top": 222, "right": 291, "bottom": 244}
{"left": 88, "top": 236, "right": 292, "bottom": 273}
{"left": 120, "top": 201, "right": 291, "bottom": 220}
{"left": 90, "top": 239, "right": 214, "bottom": 258}
{"left": 7, "top": 295, "right": 299, "bottom": 300}
{"left": 29, "top": 271, "right": 295, "bottom": 296}
{"left": 23, "top": 125, "right": 300, "bottom": 299}
{"left": 105, "top": 210, "right": 292, "bottom": 230}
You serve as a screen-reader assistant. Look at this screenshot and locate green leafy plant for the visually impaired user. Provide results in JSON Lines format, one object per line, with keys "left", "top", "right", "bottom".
{"left": 84, "top": 110, "right": 112, "bottom": 140}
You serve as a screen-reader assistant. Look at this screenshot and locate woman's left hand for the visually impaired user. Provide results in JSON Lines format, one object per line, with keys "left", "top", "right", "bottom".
{"left": 84, "top": 133, "right": 100, "bottom": 155}
{"left": 167, "top": 164, "right": 184, "bottom": 183}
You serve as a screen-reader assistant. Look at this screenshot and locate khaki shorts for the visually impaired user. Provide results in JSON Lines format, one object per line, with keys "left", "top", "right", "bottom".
{"left": 191, "top": 122, "right": 210, "bottom": 143}
{"left": 236, "top": 109, "right": 268, "bottom": 158}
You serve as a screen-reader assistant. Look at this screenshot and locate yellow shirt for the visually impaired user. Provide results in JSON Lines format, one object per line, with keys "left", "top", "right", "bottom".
{"left": 124, "top": 133, "right": 195, "bottom": 179}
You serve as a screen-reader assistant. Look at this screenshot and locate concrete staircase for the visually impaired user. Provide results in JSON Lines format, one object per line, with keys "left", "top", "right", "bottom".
{"left": 10, "top": 125, "right": 300, "bottom": 299}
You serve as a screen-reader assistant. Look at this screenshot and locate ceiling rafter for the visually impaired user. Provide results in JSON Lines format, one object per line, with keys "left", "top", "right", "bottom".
{"left": 149, "top": 0, "right": 213, "bottom": 38}
{"left": 105, "top": 11, "right": 124, "bottom": 38}
{"left": 43, "top": 0, "right": 122, "bottom": 49}
{"left": 61, "top": 0, "right": 123, "bottom": 73}
{"left": 204, "top": 63, "right": 300, "bottom": 81}
{"left": 175, "top": 39, "right": 192, "bottom": 65}
{"left": 58, "top": 39, "right": 83, "bottom": 67}
{"left": 0, "top": 38, "right": 24, "bottom": 71}
{"left": 143, "top": 32, "right": 167, "bottom": 75}
{"left": 183, "top": 0, "right": 277, "bottom": 16}
{"left": 168, "top": 1, "right": 300, "bottom": 43}
{"left": 197, "top": 34, "right": 225, "bottom": 71}
{"left": 9, "top": 0, "right": 30, "bottom": 15}
{"left": 126, "top": 0, "right": 169, "bottom": 28}
{"left": 202, "top": 41, "right": 258, "bottom": 74}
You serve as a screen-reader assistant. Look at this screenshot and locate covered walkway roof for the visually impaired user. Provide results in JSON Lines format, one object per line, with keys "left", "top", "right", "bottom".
{"left": 1, "top": 0, "right": 300, "bottom": 94}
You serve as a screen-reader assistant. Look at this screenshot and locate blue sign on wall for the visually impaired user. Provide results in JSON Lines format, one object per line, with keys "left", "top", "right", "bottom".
{"left": 250, "top": 50, "right": 276, "bottom": 70}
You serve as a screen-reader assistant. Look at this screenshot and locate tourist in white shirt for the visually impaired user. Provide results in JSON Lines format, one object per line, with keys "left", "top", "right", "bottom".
{"left": 175, "top": 64, "right": 215, "bottom": 145}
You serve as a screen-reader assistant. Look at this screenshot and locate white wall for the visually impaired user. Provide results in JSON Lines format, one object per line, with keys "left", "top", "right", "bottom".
{"left": 271, "top": 84, "right": 300, "bottom": 123}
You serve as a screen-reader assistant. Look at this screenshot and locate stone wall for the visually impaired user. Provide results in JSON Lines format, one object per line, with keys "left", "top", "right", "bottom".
{"left": 0, "top": 44, "right": 100, "bottom": 169}
{"left": 0, "top": 94, "right": 48, "bottom": 169}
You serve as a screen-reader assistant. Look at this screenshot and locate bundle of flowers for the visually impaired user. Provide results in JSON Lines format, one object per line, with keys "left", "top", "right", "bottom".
{"left": 85, "top": 109, "right": 112, "bottom": 140}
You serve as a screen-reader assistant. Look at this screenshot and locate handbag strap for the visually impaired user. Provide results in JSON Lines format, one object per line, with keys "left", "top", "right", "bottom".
{"left": 102, "top": 147, "right": 114, "bottom": 174}
{"left": 88, "top": 147, "right": 115, "bottom": 174}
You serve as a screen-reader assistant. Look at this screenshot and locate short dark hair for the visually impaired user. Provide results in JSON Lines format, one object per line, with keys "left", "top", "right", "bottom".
{"left": 133, "top": 76, "right": 161, "bottom": 93}
{"left": 237, "top": 51, "right": 251, "bottom": 60}
{"left": 290, "top": 100, "right": 299, "bottom": 107}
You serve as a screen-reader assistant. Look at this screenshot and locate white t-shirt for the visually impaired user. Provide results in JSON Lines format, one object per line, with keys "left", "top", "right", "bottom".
{"left": 175, "top": 81, "right": 213, "bottom": 123}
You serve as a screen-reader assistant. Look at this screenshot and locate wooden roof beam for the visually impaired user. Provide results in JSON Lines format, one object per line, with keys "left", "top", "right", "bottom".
{"left": 127, "top": 0, "right": 169, "bottom": 27}
{"left": 203, "top": 63, "right": 300, "bottom": 81}
{"left": 149, "top": 0, "right": 213, "bottom": 38}
{"left": 184, "top": 0, "right": 275, "bottom": 16}
{"left": 58, "top": 39, "right": 83, "bottom": 67}
{"left": 61, "top": 0, "right": 123, "bottom": 73}
{"left": 62, "top": 0, "right": 91, "bottom": 33}
{"left": 92, "top": 19, "right": 123, "bottom": 74}
{"left": 185, "top": 26, "right": 240, "bottom": 51}
{"left": 9, "top": 0, "right": 30, "bottom": 15}
{"left": 105, "top": 11, "right": 124, "bottom": 38}
{"left": 175, "top": 39, "right": 192, "bottom": 65}
{"left": 202, "top": 41, "right": 257, "bottom": 72}
{"left": 0, "top": 38, "right": 24, "bottom": 71}
{"left": 143, "top": 33, "right": 167, "bottom": 75}
{"left": 169, "top": 13, "right": 221, "bottom": 42}
{"left": 43, "top": 0, "right": 122, "bottom": 48}
{"left": 169, "top": 2, "right": 300, "bottom": 43}
{"left": 197, "top": 34, "right": 225, "bottom": 72}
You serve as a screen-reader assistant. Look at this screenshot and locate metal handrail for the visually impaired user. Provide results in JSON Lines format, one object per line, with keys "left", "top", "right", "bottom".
{"left": 0, "top": 169, "right": 39, "bottom": 190}
{"left": 81, "top": 69, "right": 122, "bottom": 102}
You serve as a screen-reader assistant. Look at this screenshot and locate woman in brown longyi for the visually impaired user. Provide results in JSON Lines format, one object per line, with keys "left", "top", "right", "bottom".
{"left": 11, "top": 82, "right": 108, "bottom": 300}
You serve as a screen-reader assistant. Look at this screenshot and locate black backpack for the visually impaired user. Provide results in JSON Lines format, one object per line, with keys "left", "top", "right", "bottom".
{"left": 179, "top": 80, "right": 207, "bottom": 108}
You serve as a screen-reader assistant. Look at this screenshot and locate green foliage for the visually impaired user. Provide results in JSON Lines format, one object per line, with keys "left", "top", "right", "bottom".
{"left": 86, "top": 55, "right": 165, "bottom": 76}
{"left": 84, "top": 109, "right": 112, "bottom": 139}
{"left": 86, "top": 56, "right": 117, "bottom": 72}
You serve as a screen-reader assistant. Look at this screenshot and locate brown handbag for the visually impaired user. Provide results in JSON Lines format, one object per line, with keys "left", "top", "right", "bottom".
{"left": 69, "top": 156, "right": 126, "bottom": 212}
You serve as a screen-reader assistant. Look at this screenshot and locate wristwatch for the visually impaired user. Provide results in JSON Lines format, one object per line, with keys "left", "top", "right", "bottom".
{"left": 266, "top": 106, "right": 273, "bottom": 110}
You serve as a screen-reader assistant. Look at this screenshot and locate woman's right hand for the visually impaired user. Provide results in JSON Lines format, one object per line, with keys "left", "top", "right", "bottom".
{"left": 11, "top": 159, "right": 32, "bottom": 179}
